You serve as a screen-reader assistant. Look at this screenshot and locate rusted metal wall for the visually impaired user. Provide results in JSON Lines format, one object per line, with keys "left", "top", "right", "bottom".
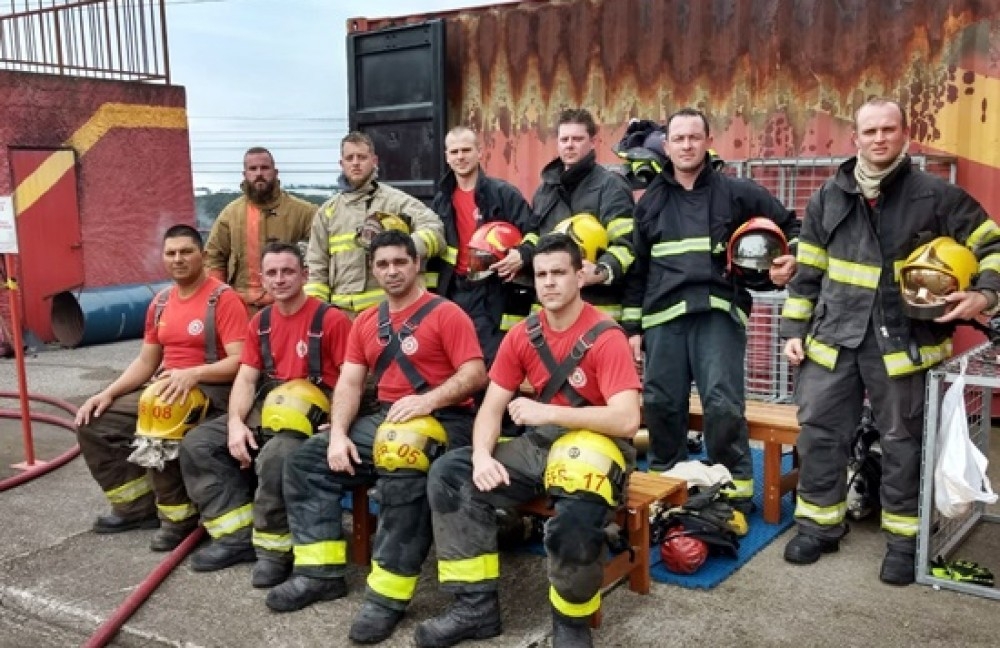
{"left": 350, "top": 0, "right": 1000, "bottom": 216}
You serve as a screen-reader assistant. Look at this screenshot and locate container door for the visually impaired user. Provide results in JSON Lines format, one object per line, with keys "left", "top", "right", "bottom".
{"left": 9, "top": 148, "right": 85, "bottom": 342}
{"left": 347, "top": 20, "right": 447, "bottom": 203}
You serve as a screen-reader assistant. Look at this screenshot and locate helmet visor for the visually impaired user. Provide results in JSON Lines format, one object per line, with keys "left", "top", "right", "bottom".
{"left": 900, "top": 268, "right": 959, "bottom": 304}
{"left": 467, "top": 249, "right": 499, "bottom": 282}
{"left": 733, "top": 233, "right": 784, "bottom": 270}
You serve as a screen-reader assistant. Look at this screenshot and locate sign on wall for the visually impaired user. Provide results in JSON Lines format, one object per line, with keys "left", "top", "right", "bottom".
{"left": 0, "top": 196, "right": 17, "bottom": 254}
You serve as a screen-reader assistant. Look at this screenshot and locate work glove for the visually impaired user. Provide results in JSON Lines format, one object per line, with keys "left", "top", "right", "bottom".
{"left": 930, "top": 556, "right": 995, "bottom": 586}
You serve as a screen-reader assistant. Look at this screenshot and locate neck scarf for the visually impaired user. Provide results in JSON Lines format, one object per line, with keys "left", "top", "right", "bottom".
{"left": 854, "top": 142, "right": 909, "bottom": 200}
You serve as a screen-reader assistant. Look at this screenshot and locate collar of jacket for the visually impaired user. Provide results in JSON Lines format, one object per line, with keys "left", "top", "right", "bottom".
{"left": 655, "top": 154, "right": 716, "bottom": 190}
{"left": 540, "top": 151, "right": 598, "bottom": 187}
{"left": 833, "top": 154, "right": 912, "bottom": 195}
{"left": 239, "top": 178, "right": 285, "bottom": 210}
{"left": 438, "top": 166, "right": 485, "bottom": 196}
{"left": 336, "top": 173, "right": 378, "bottom": 199}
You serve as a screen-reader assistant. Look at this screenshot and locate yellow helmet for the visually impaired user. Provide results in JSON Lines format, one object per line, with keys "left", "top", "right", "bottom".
{"left": 899, "top": 237, "right": 978, "bottom": 320}
{"left": 356, "top": 212, "right": 413, "bottom": 250}
{"left": 136, "top": 383, "right": 210, "bottom": 441}
{"left": 261, "top": 379, "right": 330, "bottom": 437}
{"left": 373, "top": 415, "right": 448, "bottom": 473}
{"left": 544, "top": 430, "right": 627, "bottom": 506}
{"left": 552, "top": 214, "right": 609, "bottom": 263}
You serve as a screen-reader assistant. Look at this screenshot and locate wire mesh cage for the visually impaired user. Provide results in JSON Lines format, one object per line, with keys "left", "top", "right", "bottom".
{"left": 916, "top": 341, "right": 1000, "bottom": 600}
{"left": 745, "top": 290, "right": 793, "bottom": 403}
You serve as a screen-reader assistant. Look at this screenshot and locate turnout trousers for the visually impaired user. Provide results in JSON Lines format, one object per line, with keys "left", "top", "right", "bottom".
{"left": 179, "top": 405, "right": 305, "bottom": 560}
{"left": 284, "top": 407, "right": 473, "bottom": 611}
{"left": 78, "top": 386, "right": 224, "bottom": 531}
{"left": 642, "top": 310, "right": 753, "bottom": 498}
{"left": 793, "top": 324, "right": 925, "bottom": 551}
{"left": 428, "top": 428, "right": 621, "bottom": 621}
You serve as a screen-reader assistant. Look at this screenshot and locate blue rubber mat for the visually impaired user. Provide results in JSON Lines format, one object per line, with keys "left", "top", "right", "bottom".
{"left": 647, "top": 448, "right": 796, "bottom": 589}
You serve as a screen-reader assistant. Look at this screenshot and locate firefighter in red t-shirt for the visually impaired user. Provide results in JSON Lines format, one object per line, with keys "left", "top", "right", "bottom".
{"left": 75, "top": 225, "right": 249, "bottom": 552}
{"left": 415, "top": 233, "right": 642, "bottom": 648}
{"left": 266, "top": 230, "right": 488, "bottom": 645}
{"left": 179, "top": 241, "right": 353, "bottom": 588}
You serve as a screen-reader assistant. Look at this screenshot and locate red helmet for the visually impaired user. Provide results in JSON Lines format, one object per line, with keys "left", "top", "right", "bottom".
{"left": 727, "top": 217, "right": 789, "bottom": 291}
{"left": 467, "top": 221, "right": 523, "bottom": 281}
{"left": 660, "top": 525, "right": 709, "bottom": 574}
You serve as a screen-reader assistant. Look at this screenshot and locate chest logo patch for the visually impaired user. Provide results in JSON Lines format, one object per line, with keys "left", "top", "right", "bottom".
{"left": 401, "top": 335, "right": 419, "bottom": 355}
{"left": 569, "top": 367, "right": 587, "bottom": 388}
{"left": 187, "top": 319, "right": 204, "bottom": 336}
{"left": 296, "top": 340, "right": 308, "bottom": 358}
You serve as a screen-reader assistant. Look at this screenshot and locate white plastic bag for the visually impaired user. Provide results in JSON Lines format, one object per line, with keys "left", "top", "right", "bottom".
{"left": 934, "top": 359, "right": 998, "bottom": 518}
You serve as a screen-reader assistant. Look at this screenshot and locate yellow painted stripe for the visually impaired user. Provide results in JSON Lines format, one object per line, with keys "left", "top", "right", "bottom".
{"left": 928, "top": 68, "right": 1000, "bottom": 169}
{"left": 66, "top": 103, "right": 188, "bottom": 156}
{"left": 12, "top": 150, "right": 75, "bottom": 216}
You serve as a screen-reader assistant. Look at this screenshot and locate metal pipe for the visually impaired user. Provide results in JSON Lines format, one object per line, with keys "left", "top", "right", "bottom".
{"left": 49, "top": 281, "right": 170, "bottom": 348}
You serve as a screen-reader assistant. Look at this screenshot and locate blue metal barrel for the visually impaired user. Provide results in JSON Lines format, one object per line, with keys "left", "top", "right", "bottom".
{"left": 50, "top": 281, "right": 172, "bottom": 348}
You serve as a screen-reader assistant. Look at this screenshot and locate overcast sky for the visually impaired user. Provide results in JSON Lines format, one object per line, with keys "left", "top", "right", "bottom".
{"left": 166, "top": 0, "right": 511, "bottom": 191}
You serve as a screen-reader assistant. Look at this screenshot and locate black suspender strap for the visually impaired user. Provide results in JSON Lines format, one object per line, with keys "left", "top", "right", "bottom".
{"left": 372, "top": 296, "right": 444, "bottom": 394}
{"left": 257, "top": 306, "right": 276, "bottom": 378}
{"left": 202, "top": 284, "right": 229, "bottom": 364}
{"left": 307, "top": 303, "right": 330, "bottom": 384}
{"left": 526, "top": 313, "right": 620, "bottom": 406}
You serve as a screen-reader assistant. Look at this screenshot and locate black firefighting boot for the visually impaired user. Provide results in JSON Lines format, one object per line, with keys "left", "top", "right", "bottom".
{"left": 265, "top": 575, "right": 347, "bottom": 612}
{"left": 552, "top": 610, "right": 593, "bottom": 648}
{"left": 349, "top": 599, "right": 405, "bottom": 644}
{"left": 413, "top": 591, "right": 502, "bottom": 647}
{"left": 880, "top": 547, "right": 916, "bottom": 586}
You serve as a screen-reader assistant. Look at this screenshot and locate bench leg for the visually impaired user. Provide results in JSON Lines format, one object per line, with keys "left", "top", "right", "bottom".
{"left": 762, "top": 443, "right": 782, "bottom": 524}
{"left": 351, "top": 486, "right": 375, "bottom": 566}
{"left": 627, "top": 505, "right": 652, "bottom": 595}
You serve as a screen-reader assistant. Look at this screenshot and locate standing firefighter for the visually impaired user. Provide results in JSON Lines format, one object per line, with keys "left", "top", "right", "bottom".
{"left": 75, "top": 225, "right": 249, "bottom": 551}
{"left": 780, "top": 98, "right": 1000, "bottom": 585}
{"left": 304, "top": 131, "right": 445, "bottom": 316}
{"left": 267, "top": 231, "right": 487, "bottom": 646}
{"left": 415, "top": 233, "right": 641, "bottom": 648}
{"left": 180, "top": 242, "right": 352, "bottom": 588}
{"left": 205, "top": 147, "right": 317, "bottom": 312}
{"left": 622, "top": 108, "right": 798, "bottom": 513}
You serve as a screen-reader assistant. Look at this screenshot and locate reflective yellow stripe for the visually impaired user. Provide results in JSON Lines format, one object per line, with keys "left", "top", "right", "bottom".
{"left": 978, "top": 253, "right": 1000, "bottom": 274}
{"left": 781, "top": 297, "right": 814, "bottom": 321}
{"left": 797, "top": 242, "right": 828, "bottom": 271}
{"left": 883, "top": 339, "right": 952, "bottom": 377}
{"left": 424, "top": 272, "right": 439, "bottom": 289}
{"left": 881, "top": 511, "right": 918, "bottom": 537}
{"left": 893, "top": 259, "right": 905, "bottom": 282}
{"left": 329, "top": 233, "right": 358, "bottom": 255}
{"left": 827, "top": 257, "right": 880, "bottom": 289}
{"left": 414, "top": 230, "right": 440, "bottom": 257}
{"left": 549, "top": 585, "right": 600, "bottom": 618}
{"left": 253, "top": 529, "right": 292, "bottom": 552}
{"left": 523, "top": 232, "right": 540, "bottom": 246}
{"left": 606, "top": 245, "right": 634, "bottom": 272}
{"left": 786, "top": 237, "right": 800, "bottom": 247}
{"left": 651, "top": 237, "right": 711, "bottom": 256}
{"left": 500, "top": 314, "right": 524, "bottom": 331}
{"left": 709, "top": 296, "right": 748, "bottom": 326}
{"left": 293, "top": 540, "right": 347, "bottom": 567}
{"left": 967, "top": 219, "right": 1000, "bottom": 250}
{"left": 438, "top": 554, "right": 500, "bottom": 583}
{"left": 442, "top": 246, "right": 458, "bottom": 265}
{"left": 157, "top": 502, "right": 197, "bottom": 523}
{"left": 330, "top": 289, "right": 385, "bottom": 312}
{"left": 722, "top": 478, "right": 754, "bottom": 500}
{"left": 203, "top": 503, "right": 253, "bottom": 540}
{"left": 305, "top": 282, "right": 331, "bottom": 301}
{"left": 642, "top": 301, "right": 687, "bottom": 329}
{"left": 794, "top": 495, "right": 846, "bottom": 526}
{"left": 621, "top": 307, "right": 642, "bottom": 323}
{"left": 594, "top": 303, "right": 622, "bottom": 321}
{"left": 606, "top": 217, "right": 633, "bottom": 239}
{"left": 367, "top": 561, "right": 418, "bottom": 602}
{"left": 804, "top": 335, "right": 838, "bottom": 370}
{"left": 105, "top": 475, "right": 153, "bottom": 505}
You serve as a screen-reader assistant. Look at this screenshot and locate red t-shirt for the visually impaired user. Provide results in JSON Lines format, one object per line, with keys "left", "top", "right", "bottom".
{"left": 241, "top": 297, "right": 352, "bottom": 390}
{"left": 143, "top": 277, "right": 249, "bottom": 371}
{"left": 345, "top": 291, "right": 483, "bottom": 405}
{"left": 452, "top": 187, "right": 479, "bottom": 275}
{"left": 490, "top": 303, "right": 640, "bottom": 406}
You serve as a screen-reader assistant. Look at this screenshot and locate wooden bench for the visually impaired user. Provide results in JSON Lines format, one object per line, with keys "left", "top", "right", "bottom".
{"left": 517, "top": 471, "right": 687, "bottom": 627}
{"left": 687, "top": 395, "right": 799, "bottom": 524}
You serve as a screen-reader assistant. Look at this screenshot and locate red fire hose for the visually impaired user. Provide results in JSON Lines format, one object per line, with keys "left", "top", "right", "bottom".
{"left": 0, "top": 391, "right": 80, "bottom": 492}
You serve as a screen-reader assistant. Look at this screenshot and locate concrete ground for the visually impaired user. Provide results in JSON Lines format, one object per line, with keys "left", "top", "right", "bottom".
{"left": 1, "top": 340, "right": 999, "bottom": 647}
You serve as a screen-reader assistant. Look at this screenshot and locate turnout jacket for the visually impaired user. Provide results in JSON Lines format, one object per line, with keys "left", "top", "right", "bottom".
{"left": 304, "top": 174, "right": 445, "bottom": 314}
{"left": 622, "top": 158, "right": 799, "bottom": 337}
{"left": 429, "top": 167, "right": 535, "bottom": 294}
{"left": 779, "top": 156, "right": 1000, "bottom": 377}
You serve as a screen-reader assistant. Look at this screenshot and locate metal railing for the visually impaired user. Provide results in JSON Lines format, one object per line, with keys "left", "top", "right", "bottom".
{"left": 0, "top": 0, "right": 170, "bottom": 82}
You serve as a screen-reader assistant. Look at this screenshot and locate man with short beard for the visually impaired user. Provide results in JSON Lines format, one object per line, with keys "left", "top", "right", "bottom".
{"left": 206, "top": 146, "right": 317, "bottom": 312}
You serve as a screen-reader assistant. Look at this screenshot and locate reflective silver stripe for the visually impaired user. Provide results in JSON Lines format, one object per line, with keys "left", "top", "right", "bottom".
{"left": 594, "top": 303, "right": 623, "bottom": 321}
{"left": 500, "top": 314, "right": 524, "bottom": 331}
{"left": 883, "top": 339, "right": 952, "bottom": 377}
{"left": 781, "top": 297, "right": 814, "bottom": 321}
{"left": 881, "top": 511, "right": 918, "bottom": 537}
{"left": 203, "top": 503, "right": 253, "bottom": 540}
{"left": 642, "top": 301, "right": 687, "bottom": 328}
{"left": 797, "top": 242, "right": 828, "bottom": 271}
{"left": 304, "top": 282, "right": 331, "bottom": 301}
{"left": 157, "top": 502, "right": 197, "bottom": 523}
{"left": 651, "top": 237, "right": 711, "bottom": 257}
{"left": 606, "top": 245, "right": 634, "bottom": 272}
{"left": 978, "top": 253, "right": 1000, "bottom": 274}
{"left": 328, "top": 232, "right": 357, "bottom": 255}
{"left": 105, "top": 475, "right": 153, "bottom": 505}
{"left": 827, "top": 257, "right": 880, "bottom": 289}
{"left": 794, "top": 495, "right": 846, "bottom": 526}
{"left": 414, "top": 230, "right": 440, "bottom": 257}
{"left": 967, "top": 219, "right": 1000, "bottom": 250}
{"left": 804, "top": 335, "right": 838, "bottom": 370}
{"left": 253, "top": 529, "right": 292, "bottom": 552}
{"left": 606, "top": 217, "right": 633, "bottom": 239}
{"left": 708, "top": 296, "right": 747, "bottom": 326}
{"left": 621, "top": 307, "right": 642, "bottom": 323}
{"left": 442, "top": 246, "right": 458, "bottom": 265}
{"left": 330, "top": 290, "right": 386, "bottom": 312}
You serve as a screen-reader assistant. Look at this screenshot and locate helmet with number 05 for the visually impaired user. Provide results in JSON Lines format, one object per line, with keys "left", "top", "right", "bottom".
{"left": 467, "top": 221, "right": 523, "bottom": 282}
{"left": 136, "top": 382, "right": 210, "bottom": 441}
{"left": 261, "top": 379, "right": 330, "bottom": 437}
{"left": 373, "top": 416, "right": 448, "bottom": 473}
{"left": 544, "top": 430, "right": 627, "bottom": 506}
{"left": 552, "top": 214, "right": 609, "bottom": 263}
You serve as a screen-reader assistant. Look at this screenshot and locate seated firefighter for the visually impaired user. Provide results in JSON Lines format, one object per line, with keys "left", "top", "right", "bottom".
{"left": 75, "top": 224, "right": 248, "bottom": 551}
{"left": 179, "top": 242, "right": 352, "bottom": 587}
{"left": 266, "top": 230, "right": 487, "bottom": 646}
{"left": 414, "top": 233, "right": 642, "bottom": 648}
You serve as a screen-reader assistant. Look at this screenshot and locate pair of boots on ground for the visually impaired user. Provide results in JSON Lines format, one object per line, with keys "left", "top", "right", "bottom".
{"left": 93, "top": 511, "right": 195, "bottom": 552}
{"left": 783, "top": 528, "right": 916, "bottom": 586}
